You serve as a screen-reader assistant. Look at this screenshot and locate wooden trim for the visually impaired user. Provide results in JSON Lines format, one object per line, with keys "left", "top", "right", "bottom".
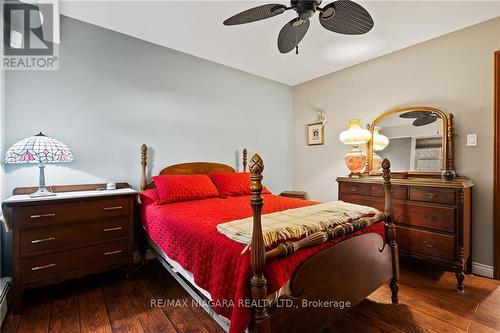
{"left": 12, "top": 183, "right": 130, "bottom": 195}
{"left": 494, "top": 51, "right": 500, "bottom": 280}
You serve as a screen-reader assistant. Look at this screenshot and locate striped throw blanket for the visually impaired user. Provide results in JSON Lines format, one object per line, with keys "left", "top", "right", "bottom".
{"left": 217, "top": 201, "right": 381, "bottom": 249}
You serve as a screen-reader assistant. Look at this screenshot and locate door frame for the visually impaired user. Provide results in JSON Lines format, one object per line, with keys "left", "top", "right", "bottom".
{"left": 494, "top": 50, "right": 500, "bottom": 279}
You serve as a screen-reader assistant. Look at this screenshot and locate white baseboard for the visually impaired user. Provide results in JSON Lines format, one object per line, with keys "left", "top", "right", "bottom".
{"left": 472, "top": 262, "right": 494, "bottom": 278}
{"left": 0, "top": 277, "right": 12, "bottom": 327}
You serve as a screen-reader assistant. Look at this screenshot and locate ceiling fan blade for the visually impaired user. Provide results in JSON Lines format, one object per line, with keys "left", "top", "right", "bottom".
{"left": 319, "top": 0, "right": 374, "bottom": 35}
{"left": 413, "top": 115, "right": 437, "bottom": 127}
{"left": 278, "top": 18, "right": 310, "bottom": 54}
{"left": 399, "top": 110, "right": 433, "bottom": 119}
{"left": 223, "top": 4, "right": 287, "bottom": 26}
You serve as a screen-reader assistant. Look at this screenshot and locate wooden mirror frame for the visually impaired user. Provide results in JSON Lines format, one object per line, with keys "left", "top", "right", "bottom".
{"left": 366, "top": 106, "right": 455, "bottom": 176}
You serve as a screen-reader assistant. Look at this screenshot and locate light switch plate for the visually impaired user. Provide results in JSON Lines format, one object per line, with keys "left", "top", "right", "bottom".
{"left": 467, "top": 134, "right": 477, "bottom": 147}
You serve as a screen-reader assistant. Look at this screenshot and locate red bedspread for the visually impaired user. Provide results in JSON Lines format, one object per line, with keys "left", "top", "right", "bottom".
{"left": 140, "top": 192, "right": 385, "bottom": 333}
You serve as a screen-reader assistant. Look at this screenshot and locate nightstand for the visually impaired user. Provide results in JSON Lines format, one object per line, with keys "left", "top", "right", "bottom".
{"left": 2, "top": 184, "right": 137, "bottom": 313}
{"left": 279, "top": 191, "right": 309, "bottom": 200}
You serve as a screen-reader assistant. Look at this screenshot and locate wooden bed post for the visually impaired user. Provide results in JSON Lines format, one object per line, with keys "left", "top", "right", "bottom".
{"left": 249, "top": 154, "right": 271, "bottom": 333}
{"left": 382, "top": 159, "right": 399, "bottom": 304}
{"left": 243, "top": 148, "right": 248, "bottom": 172}
{"left": 447, "top": 114, "right": 455, "bottom": 171}
{"left": 140, "top": 144, "right": 148, "bottom": 191}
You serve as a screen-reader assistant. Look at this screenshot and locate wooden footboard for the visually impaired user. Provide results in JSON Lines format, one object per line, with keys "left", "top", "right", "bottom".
{"left": 248, "top": 155, "right": 399, "bottom": 333}
{"left": 269, "top": 233, "right": 392, "bottom": 333}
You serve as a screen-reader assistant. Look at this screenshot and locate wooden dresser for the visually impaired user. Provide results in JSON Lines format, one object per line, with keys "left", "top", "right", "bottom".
{"left": 2, "top": 185, "right": 137, "bottom": 313}
{"left": 337, "top": 176, "right": 473, "bottom": 291}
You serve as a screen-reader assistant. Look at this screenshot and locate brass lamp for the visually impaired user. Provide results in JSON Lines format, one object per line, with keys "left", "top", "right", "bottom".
{"left": 339, "top": 119, "right": 371, "bottom": 177}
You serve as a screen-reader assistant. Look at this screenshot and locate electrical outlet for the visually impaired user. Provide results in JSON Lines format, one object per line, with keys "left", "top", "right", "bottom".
{"left": 467, "top": 134, "right": 477, "bottom": 147}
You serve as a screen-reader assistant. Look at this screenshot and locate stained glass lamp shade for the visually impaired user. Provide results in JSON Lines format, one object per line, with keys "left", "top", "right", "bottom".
{"left": 5, "top": 133, "right": 74, "bottom": 197}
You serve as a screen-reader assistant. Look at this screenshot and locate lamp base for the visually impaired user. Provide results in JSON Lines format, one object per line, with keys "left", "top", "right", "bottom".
{"left": 348, "top": 172, "right": 364, "bottom": 178}
{"left": 345, "top": 146, "right": 367, "bottom": 177}
{"left": 30, "top": 188, "right": 56, "bottom": 198}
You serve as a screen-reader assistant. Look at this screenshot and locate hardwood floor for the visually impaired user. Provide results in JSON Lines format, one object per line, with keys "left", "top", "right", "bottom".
{"left": 2, "top": 259, "right": 499, "bottom": 333}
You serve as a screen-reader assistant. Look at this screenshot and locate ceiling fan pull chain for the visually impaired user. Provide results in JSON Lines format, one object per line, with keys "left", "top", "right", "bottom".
{"left": 296, "top": 45, "right": 299, "bottom": 55}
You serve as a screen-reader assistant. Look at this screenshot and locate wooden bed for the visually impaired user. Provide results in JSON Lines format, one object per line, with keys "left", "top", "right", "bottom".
{"left": 139, "top": 144, "right": 399, "bottom": 333}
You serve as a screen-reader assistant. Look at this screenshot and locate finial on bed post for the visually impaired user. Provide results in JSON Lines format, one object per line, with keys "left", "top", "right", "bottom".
{"left": 140, "top": 144, "right": 148, "bottom": 191}
{"left": 249, "top": 154, "right": 271, "bottom": 333}
{"left": 382, "top": 158, "right": 399, "bottom": 305}
{"left": 243, "top": 148, "right": 248, "bottom": 172}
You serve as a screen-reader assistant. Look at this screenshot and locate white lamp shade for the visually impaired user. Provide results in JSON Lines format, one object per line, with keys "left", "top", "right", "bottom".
{"left": 339, "top": 119, "right": 371, "bottom": 146}
{"left": 5, "top": 132, "right": 74, "bottom": 164}
{"left": 373, "top": 126, "right": 389, "bottom": 151}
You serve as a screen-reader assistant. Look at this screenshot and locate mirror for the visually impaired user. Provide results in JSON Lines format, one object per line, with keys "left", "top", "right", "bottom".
{"left": 368, "top": 107, "right": 449, "bottom": 174}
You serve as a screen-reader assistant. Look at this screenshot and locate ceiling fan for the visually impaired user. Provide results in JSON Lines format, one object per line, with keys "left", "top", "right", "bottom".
{"left": 223, "top": 0, "right": 374, "bottom": 54}
{"left": 399, "top": 110, "right": 440, "bottom": 127}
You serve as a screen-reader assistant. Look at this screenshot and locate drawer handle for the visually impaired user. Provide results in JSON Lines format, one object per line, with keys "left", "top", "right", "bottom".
{"left": 350, "top": 187, "right": 358, "bottom": 192}
{"left": 423, "top": 240, "right": 438, "bottom": 248}
{"left": 424, "top": 192, "right": 437, "bottom": 199}
{"left": 104, "top": 227, "right": 123, "bottom": 232}
{"left": 32, "top": 263, "right": 56, "bottom": 271}
{"left": 31, "top": 237, "right": 56, "bottom": 244}
{"left": 103, "top": 206, "right": 123, "bottom": 211}
{"left": 424, "top": 214, "right": 437, "bottom": 221}
{"left": 104, "top": 250, "right": 123, "bottom": 256}
{"left": 30, "top": 213, "right": 56, "bottom": 219}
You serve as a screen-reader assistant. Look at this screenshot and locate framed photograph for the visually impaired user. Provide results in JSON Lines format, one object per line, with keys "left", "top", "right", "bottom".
{"left": 307, "top": 122, "right": 324, "bottom": 146}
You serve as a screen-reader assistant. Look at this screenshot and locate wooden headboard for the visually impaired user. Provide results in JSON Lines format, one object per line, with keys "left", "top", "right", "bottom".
{"left": 140, "top": 144, "right": 248, "bottom": 191}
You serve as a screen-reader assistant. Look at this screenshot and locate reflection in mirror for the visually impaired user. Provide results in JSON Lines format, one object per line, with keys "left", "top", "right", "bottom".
{"left": 375, "top": 110, "right": 444, "bottom": 172}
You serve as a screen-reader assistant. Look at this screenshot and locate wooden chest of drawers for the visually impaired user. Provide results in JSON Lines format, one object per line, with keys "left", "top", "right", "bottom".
{"left": 337, "top": 176, "right": 473, "bottom": 292}
{"left": 2, "top": 185, "right": 137, "bottom": 313}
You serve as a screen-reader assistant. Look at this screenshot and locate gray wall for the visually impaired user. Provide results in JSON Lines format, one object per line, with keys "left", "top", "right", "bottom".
{"left": 379, "top": 137, "right": 412, "bottom": 172}
{"left": 5, "top": 16, "right": 293, "bottom": 192}
{"left": 293, "top": 17, "right": 500, "bottom": 267}
{"left": 3, "top": 16, "right": 293, "bottom": 274}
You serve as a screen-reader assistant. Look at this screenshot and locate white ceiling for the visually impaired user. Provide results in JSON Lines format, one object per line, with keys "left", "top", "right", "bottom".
{"left": 60, "top": 1, "right": 500, "bottom": 86}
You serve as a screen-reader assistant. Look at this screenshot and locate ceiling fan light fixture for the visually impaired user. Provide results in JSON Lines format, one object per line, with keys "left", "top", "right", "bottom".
{"left": 292, "top": 18, "right": 306, "bottom": 27}
{"left": 321, "top": 6, "right": 335, "bottom": 20}
{"left": 271, "top": 6, "right": 286, "bottom": 15}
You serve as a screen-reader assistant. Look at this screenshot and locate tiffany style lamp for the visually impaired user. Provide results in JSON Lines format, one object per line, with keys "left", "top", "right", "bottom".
{"left": 5, "top": 132, "right": 74, "bottom": 197}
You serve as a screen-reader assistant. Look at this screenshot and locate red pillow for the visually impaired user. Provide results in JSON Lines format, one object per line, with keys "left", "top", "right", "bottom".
{"left": 152, "top": 175, "right": 219, "bottom": 204}
{"left": 210, "top": 172, "right": 271, "bottom": 197}
{"left": 140, "top": 189, "right": 160, "bottom": 205}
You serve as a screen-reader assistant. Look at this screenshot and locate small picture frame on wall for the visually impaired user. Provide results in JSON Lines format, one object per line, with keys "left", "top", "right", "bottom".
{"left": 307, "top": 122, "right": 324, "bottom": 146}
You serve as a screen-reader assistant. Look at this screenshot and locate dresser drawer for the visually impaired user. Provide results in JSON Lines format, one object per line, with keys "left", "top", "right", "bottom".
{"left": 339, "top": 183, "right": 370, "bottom": 196}
{"left": 396, "top": 226, "right": 455, "bottom": 261}
{"left": 20, "top": 240, "right": 128, "bottom": 283}
{"left": 20, "top": 216, "right": 129, "bottom": 257}
{"left": 405, "top": 205, "right": 455, "bottom": 233}
{"left": 371, "top": 185, "right": 407, "bottom": 200}
{"left": 409, "top": 187, "right": 455, "bottom": 205}
{"left": 18, "top": 197, "right": 131, "bottom": 228}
